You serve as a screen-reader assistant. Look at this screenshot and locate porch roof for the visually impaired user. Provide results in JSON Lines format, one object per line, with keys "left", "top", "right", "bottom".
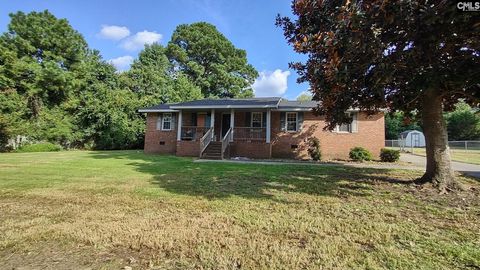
{"left": 138, "top": 97, "right": 320, "bottom": 113}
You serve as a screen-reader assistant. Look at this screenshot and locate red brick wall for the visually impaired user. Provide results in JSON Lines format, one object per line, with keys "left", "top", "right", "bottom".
{"left": 230, "top": 141, "right": 271, "bottom": 159}
{"left": 144, "top": 113, "right": 177, "bottom": 154}
{"left": 271, "top": 111, "right": 385, "bottom": 160}
{"left": 176, "top": 140, "right": 200, "bottom": 157}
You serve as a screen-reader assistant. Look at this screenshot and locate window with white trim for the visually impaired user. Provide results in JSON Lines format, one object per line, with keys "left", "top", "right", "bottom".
{"left": 251, "top": 112, "right": 263, "bottom": 127}
{"left": 161, "top": 113, "right": 173, "bottom": 130}
{"left": 335, "top": 112, "right": 357, "bottom": 133}
{"left": 286, "top": 112, "right": 297, "bottom": 132}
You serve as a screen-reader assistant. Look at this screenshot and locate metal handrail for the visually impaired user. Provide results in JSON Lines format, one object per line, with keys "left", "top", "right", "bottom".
{"left": 221, "top": 127, "right": 232, "bottom": 159}
{"left": 199, "top": 127, "right": 214, "bottom": 157}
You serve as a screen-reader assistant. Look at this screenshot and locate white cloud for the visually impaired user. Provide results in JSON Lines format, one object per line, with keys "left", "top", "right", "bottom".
{"left": 108, "top": 55, "right": 134, "bottom": 71}
{"left": 98, "top": 25, "right": 130, "bottom": 40}
{"left": 121, "top": 30, "right": 162, "bottom": 51}
{"left": 252, "top": 69, "right": 291, "bottom": 97}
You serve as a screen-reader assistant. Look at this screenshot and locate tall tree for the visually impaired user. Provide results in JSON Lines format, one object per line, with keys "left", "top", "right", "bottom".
{"left": 123, "top": 43, "right": 202, "bottom": 106}
{"left": 167, "top": 22, "right": 258, "bottom": 98}
{"left": 0, "top": 10, "right": 146, "bottom": 150}
{"left": 0, "top": 10, "right": 87, "bottom": 118}
{"left": 277, "top": 1, "right": 479, "bottom": 191}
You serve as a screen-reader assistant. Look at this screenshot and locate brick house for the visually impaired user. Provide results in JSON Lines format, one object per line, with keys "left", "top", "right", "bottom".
{"left": 139, "top": 97, "right": 384, "bottom": 160}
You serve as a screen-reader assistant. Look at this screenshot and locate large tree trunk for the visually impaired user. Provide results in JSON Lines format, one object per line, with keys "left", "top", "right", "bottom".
{"left": 416, "top": 89, "right": 458, "bottom": 192}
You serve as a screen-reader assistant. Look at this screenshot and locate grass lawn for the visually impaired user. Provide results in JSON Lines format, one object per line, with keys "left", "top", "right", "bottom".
{"left": 0, "top": 151, "right": 479, "bottom": 269}
{"left": 410, "top": 148, "right": 480, "bottom": 165}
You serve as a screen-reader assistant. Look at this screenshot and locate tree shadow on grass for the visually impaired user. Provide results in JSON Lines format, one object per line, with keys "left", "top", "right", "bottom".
{"left": 89, "top": 151, "right": 415, "bottom": 200}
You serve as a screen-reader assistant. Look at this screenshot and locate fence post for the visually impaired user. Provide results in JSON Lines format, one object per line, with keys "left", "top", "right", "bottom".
{"left": 465, "top": 141, "right": 468, "bottom": 153}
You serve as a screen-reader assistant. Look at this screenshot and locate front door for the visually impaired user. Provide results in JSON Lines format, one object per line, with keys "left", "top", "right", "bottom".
{"left": 221, "top": 114, "right": 231, "bottom": 138}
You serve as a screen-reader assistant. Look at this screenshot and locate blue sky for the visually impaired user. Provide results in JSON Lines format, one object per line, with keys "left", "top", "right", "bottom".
{"left": 0, "top": 0, "right": 309, "bottom": 99}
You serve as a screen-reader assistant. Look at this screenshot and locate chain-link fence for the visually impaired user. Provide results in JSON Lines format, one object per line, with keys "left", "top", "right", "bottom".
{"left": 385, "top": 140, "right": 480, "bottom": 152}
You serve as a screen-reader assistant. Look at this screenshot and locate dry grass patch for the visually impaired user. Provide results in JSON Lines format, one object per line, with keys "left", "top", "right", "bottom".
{"left": 0, "top": 151, "right": 479, "bottom": 269}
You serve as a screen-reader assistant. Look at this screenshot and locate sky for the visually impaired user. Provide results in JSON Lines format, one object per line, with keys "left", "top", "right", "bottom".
{"left": 0, "top": 0, "right": 310, "bottom": 100}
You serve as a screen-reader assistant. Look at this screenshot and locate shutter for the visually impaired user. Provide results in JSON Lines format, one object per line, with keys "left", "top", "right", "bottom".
{"left": 245, "top": 112, "right": 251, "bottom": 127}
{"left": 156, "top": 114, "right": 162, "bottom": 130}
{"left": 262, "top": 112, "right": 267, "bottom": 127}
{"left": 297, "top": 112, "right": 304, "bottom": 131}
{"left": 351, "top": 112, "right": 358, "bottom": 133}
{"left": 171, "top": 113, "right": 176, "bottom": 130}
{"left": 205, "top": 113, "right": 211, "bottom": 128}
{"left": 280, "top": 112, "right": 286, "bottom": 131}
{"left": 191, "top": 113, "right": 197, "bottom": 126}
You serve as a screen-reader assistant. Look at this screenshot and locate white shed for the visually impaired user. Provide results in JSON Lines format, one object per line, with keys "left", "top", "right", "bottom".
{"left": 399, "top": 130, "right": 426, "bottom": 147}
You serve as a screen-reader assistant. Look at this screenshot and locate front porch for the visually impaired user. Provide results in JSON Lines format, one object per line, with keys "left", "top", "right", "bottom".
{"left": 176, "top": 109, "right": 272, "bottom": 159}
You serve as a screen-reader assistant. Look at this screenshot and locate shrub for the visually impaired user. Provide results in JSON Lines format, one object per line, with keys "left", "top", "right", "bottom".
{"left": 16, "top": 142, "right": 62, "bottom": 153}
{"left": 380, "top": 148, "right": 400, "bottom": 162}
{"left": 349, "top": 147, "right": 372, "bottom": 162}
{"left": 307, "top": 137, "right": 321, "bottom": 161}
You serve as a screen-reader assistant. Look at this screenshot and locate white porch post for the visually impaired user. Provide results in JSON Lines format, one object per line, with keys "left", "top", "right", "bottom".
{"left": 230, "top": 109, "right": 234, "bottom": 142}
{"left": 266, "top": 109, "right": 271, "bottom": 143}
{"left": 210, "top": 109, "right": 215, "bottom": 140}
{"left": 177, "top": 110, "right": 182, "bottom": 141}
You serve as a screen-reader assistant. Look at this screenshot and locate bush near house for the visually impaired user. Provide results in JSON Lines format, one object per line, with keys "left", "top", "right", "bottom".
{"left": 16, "top": 142, "right": 62, "bottom": 153}
{"left": 349, "top": 147, "right": 373, "bottom": 162}
{"left": 380, "top": 148, "right": 400, "bottom": 162}
{"left": 307, "top": 137, "right": 321, "bottom": 161}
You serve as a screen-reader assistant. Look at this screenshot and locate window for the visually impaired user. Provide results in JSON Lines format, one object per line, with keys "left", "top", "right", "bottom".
{"left": 337, "top": 123, "right": 351, "bottom": 132}
{"left": 162, "top": 113, "right": 173, "bottom": 130}
{"left": 335, "top": 112, "right": 357, "bottom": 133}
{"left": 286, "top": 112, "right": 297, "bottom": 132}
{"left": 251, "top": 112, "right": 263, "bottom": 127}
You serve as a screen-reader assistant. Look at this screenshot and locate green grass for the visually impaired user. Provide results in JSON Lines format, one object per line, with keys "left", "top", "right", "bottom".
{"left": 410, "top": 148, "right": 480, "bottom": 165}
{"left": 0, "top": 151, "right": 479, "bottom": 269}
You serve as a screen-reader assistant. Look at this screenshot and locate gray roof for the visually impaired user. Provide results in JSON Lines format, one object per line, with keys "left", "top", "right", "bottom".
{"left": 138, "top": 103, "right": 179, "bottom": 112}
{"left": 138, "top": 97, "right": 319, "bottom": 112}
{"left": 277, "top": 100, "right": 318, "bottom": 110}
{"left": 170, "top": 97, "right": 282, "bottom": 109}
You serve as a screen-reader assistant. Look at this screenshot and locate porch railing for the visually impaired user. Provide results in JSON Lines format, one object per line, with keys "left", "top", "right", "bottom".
{"left": 181, "top": 126, "right": 208, "bottom": 141}
{"left": 221, "top": 127, "right": 232, "bottom": 159}
{"left": 199, "top": 127, "right": 214, "bottom": 157}
{"left": 233, "top": 127, "right": 266, "bottom": 141}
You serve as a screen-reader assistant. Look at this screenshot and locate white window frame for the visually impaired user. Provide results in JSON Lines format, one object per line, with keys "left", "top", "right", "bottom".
{"left": 161, "top": 113, "right": 173, "bottom": 131}
{"left": 286, "top": 112, "right": 298, "bottom": 132}
{"left": 251, "top": 112, "right": 263, "bottom": 128}
{"left": 335, "top": 112, "right": 355, "bottom": 133}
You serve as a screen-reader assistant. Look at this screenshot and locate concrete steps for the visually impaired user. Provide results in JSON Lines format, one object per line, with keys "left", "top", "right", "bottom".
{"left": 201, "top": 142, "right": 223, "bottom": 159}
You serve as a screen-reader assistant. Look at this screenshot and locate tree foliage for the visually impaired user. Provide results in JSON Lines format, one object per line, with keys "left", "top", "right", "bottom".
{"left": 0, "top": 11, "right": 255, "bottom": 151}
{"left": 385, "top": 112, "right": 421, "bottom": 140}
{"left": 167, "top": 22, "right": 258, "bottom": 98}
{"left": 277, "top": 1, "right": 479, "bottom": 189}
{"left": 277, "top": 1, "right": 479, "bottom": 126}
{"left": 445, "top": 102, "right": 480, "bottom": 141}
{"left": 296, "top": 92, "right": 312, "bottom": 101}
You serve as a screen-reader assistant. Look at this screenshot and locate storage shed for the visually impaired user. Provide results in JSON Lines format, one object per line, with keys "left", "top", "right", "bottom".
{"left": 399, "top": 130, "right": 426, "bottom": 147}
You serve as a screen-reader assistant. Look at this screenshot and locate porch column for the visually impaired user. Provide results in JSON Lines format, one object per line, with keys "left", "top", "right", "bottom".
{"left": 266, "top": 109, "right": 271, "bottom": 143}
{"left": 177, "top": 110, "right": 182, "bottom": 141}
{"left": 230, "top": 109, "right": 234, "bottom": 142}
{"left": 210, "top": 109, "right": 215, "bottom": 140}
